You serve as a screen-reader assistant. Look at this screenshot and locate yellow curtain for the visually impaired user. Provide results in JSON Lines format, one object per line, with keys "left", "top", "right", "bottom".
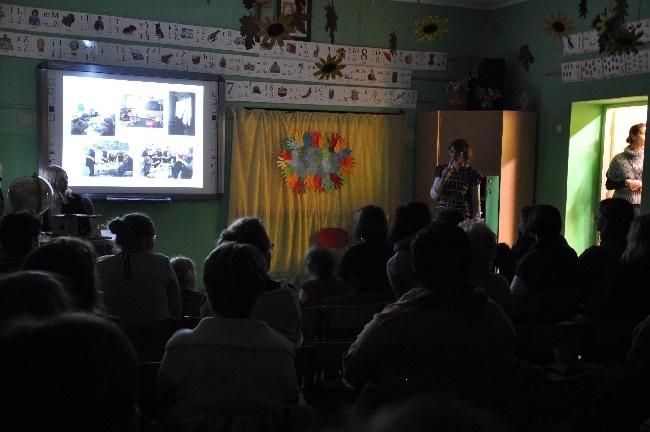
{"left": 230, "top": 107, "right": 407, "bottom": 278}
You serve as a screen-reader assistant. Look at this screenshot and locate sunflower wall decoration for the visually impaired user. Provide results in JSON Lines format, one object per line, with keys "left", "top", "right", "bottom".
{"left": 257, "top": 13, "right": 295, "bottom": 48}
{"left": 542, "top": 12, "right": 574, "bottom": 41}
{"left": 313, "top": 54, "right": 346, "bottom": 80}
{"left": 278, "top": 130, "right": 356, "bottom": 194}
{"left": 606, "top": 27, "right": 645, "bottom": 55}
{"left": 415, "top": 16, "right": 449, "bottom": 42}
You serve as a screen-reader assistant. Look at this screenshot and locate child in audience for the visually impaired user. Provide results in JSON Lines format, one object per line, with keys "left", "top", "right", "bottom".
{"left": 299, "top": 246, "right": 351, "bottom": 307}
{"left": 0, "top": 270, "right": 71, "bottom": 323}
{"left": 170, "top": 255, "right": 205, "bottom": 303}
{"left": 158, "top": 241, "right": 299, "bottom": 420}
{"left": 0, "top": 210, "right": 42, "bottom": 273}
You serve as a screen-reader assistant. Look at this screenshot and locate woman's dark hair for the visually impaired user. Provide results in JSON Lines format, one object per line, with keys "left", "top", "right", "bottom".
{"left": 108, "top": 212, "right": 155, "bottom": 252}
{"left": 626, "top": 123, "right": 646, "bottom": 144}
{"left": 354, "top": 205, "right": 388, "bottom": 242}
{"left": 411, "top": 222, "right": 472, "bottom": 290}
{"left": 0, "top": 210, "right": 42, "bottom": 256}
{"left": 528, "top": 204, "right": 562, "bottom": 238}
{"left": 306, "top": 246, "right": 335, "bottom": 279}
{"left": 170, "top": 255, "right": 196, "bottom": 291}
{"left": 387, "top": 202, "right": 432, "bottom": 243}
{"left": 0, "top": 312, "right": 138, "bottom": 432}
{"left": 21, "top": 236, "right": 98, "bottom": 312}
{"left": 597, "top": 198, "right": 634, "bottom": 241}
{"left": 203, "top": 242, "right": 267, "bottom": 318}
{"left": 448, "top": 139, "right": 473, "bottom": 163}
{"left": 519, "top": 205, "right": 536, "bottom": 234}
{"left": 622, "top": 214, "right": 650, "bottom": 267}
{"left": 0, "top": 270, "right": 71, "bottom": 322}
{"left": 217, "top": 217, "right": 273, "bottom": 270}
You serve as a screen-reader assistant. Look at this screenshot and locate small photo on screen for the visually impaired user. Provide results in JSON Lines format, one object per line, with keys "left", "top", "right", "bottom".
{"left": 121, "top": 94, "right": 165, "bottom": 129}
{"left": 69, "top": 103, "right": 114, "bottom": 137}
{"left": 168, "top": 92, "right": 195, "bottom": 136}
{"left": 83, "top": 141, "right": 131, "bottom": 177}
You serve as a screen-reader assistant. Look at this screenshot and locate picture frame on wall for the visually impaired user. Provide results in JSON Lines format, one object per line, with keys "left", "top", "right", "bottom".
{"left": 277, "top": 0, "right": 311, "bottom": 42}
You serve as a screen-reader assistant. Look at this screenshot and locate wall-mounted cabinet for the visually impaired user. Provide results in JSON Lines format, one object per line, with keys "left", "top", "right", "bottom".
{"left": 415, "top": 110, "right": 537, "bottom": 246}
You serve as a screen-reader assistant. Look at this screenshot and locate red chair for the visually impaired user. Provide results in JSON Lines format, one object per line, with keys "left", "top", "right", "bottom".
{"left": 317, "top": 228, "right": 350, "bottom": 248}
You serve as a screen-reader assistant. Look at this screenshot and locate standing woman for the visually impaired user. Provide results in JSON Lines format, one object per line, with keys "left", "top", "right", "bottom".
{"left": 430, "top": 139, "right": 482, "bottom": 220}
{"left": 97, "top": 212, "right": 181, "bottom": 322}
{"left": 41, "top": 165, "right": 94, "bottom": 232}
{"left": 606, "top": 123, "right": 646, "bottom": 216}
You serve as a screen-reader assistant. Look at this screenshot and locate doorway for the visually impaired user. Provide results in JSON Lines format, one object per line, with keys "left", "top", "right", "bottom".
{"left": 566, "top": 98, "right": 648, "bottom": 255}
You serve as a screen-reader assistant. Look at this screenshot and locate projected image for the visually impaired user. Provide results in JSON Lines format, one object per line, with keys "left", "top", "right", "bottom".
{"left": 83, "top": 141, "right": 131, "bottom": 177}
{"left": 168, "top": 92, "right": 195, "bottom": 136}
{"left": 69, "top": 99, "right": 115, "bottom": 137}
{"left": 120, "top": 94, "right": 165, "bottom": 129}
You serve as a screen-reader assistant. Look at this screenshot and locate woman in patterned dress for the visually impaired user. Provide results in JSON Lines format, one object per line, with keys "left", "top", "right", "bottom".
{"left": 606, "top": 123, "right": 646, "bottom": 216}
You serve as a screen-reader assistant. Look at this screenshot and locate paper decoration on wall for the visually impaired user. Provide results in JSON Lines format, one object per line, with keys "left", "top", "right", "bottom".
{"left": 415, "top": 16, "right": 449, "bottom": 42}
{"left": 239, "top": 15, "right": 260, "bottom": 50}
{"left": 592, "top": 9, "right": 616, "bottom": 53}
{"left": 450, "top": 54, "right": 480, "bottom": 84}
{"left": 518, "top": 44, "right": 535, "bottom": 71}
{"left": 579, "top": 0, "right": 588, "bottom": 18}
{"left": 607, "top": 27, "right": 645, "bottom": 55}
{"left": 290, "top": 0, "right": 309, "bottom": 36}
{"left": 388, "top": 31, "right": 397, "bottom": 57}
{"left": 278, "top": 131, "right": 355, "bottom": 194}
{"left": 257, "top": 13, "right": 295, "bottom": 48}
{"left": 313, "top": 53, "right": 345, "bottom": 80}
{"left": 543, "top": 12, "right": 574, "bottom": 43}
{"left": 324, "top": 1, "right": 338, "bottom": 44}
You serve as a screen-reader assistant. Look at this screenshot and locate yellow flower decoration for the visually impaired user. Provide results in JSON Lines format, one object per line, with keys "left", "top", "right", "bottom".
{"left": 313, "top": 54, "right": 346, "bottom": 80}
{"left": 607, "top": 28, "right": 645, "bottom": 56}
{"left": 257, "top": 13, "right": 295, "bottom": 48}
{"left": 543, "top": 12, "right": 573, "bottom": 40}
{"left": 595, "top": 10, "right": 616, "bottom": 36}
{"left": 415, "top": 16, "right": 449, "bottom": 42}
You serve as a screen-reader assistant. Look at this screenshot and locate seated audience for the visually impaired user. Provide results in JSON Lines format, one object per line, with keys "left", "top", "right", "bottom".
{"left": 22, "top": 236, "right": 99, "bottom": 312}
{"left": 510, "top": 204, "right": 579, "bottom": 295}
{"left": 97, "top": 213, "right": 182, "bottom": 322}
{"left": 0, "top": 210, "right": 41, "bottom": 273}
{"left": 386, "top": 202, "right": 432, "bottom": 299}
{"left": 622, "top": 313, "right": 650, "bottom": 377}
{"left": 339, "top": 205, "right": 395, "bottom": 295}
{"left": 343, "top": 222, "right": 539, "bottom": 422}
{"left": 299, "top": 246, "right": 351, "bottom": 307}
{"left": 0, "top": 312, "right": 139, "bottom": 432}
{"left": 0, "top": 270, "right": 71, "bottom": 323}
{"left": 435, "top": 207, "right": 466, "bottom": 224}
{"left": 170, "top": 255, "right": 205, "bottom": 304}
{"left": 494, "top": 242, "right": 516, "bottom": 284}
{"left": 41, "top": 165, "right": 94, "bottom": 232}
{"left": 209, "top": 216, "right": 302, "bottom": 347}
{"left": 460, "top": 220, "right": 514, "bottom": 320}
{"left": 158, "top": 241, "right": 299, "bottom": 420}
{"left": 598, "top": 214, "right": 650, "bottom": 318}
{"left": 579, "top": 198, "right": 634, "bottom": 315}
{"left": 511, "top": 205, "right": 537, "bottom": 269}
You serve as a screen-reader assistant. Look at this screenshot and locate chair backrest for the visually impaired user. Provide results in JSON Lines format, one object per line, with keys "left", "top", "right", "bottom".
{"left": 321, "top": 302, "right": 387, "bottom": 341}
{"left": 181, "top": 302, "right": 203, "bottom": 317}
{"left": 301, "top": 307, "right": 319, "bottom": 343}
{"left": 295, "top": 342, "right": 353, "bottom": 388}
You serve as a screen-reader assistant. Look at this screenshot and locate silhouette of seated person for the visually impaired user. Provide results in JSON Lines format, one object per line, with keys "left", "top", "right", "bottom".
{"left": 597, "top": 214, "right": 650, "bottom": 319}
{"left": 299, "top": 246, "right": 351, "bottom": 307}
{"left": 0, "top": 270, "right": 72, "bottom": 324}
{"left": 579, "top": 198, "right": 634, "bottom": 316}
{"left": 41, "top": 165, "right": 94, "bottom": 232}
{"left": 101, "top": 117, "right": 115, "bottom": 136}
{"left": 0, "top": 210, "right": 41, "bottom": 274}
{"left": 22, "top": 236, "right": 101, "bottom": 314}
{"left": 343, "top": 222, "right": 541, "bottom": 424}
{"left": 386, "top": 202, "right": 432, "bottom": 299}
{"left": 511, "top": 205, "right": 537, "bottom": 271}
{"left": 338, "top": 205, "right": 395, "bottom": 296}
{"left": 204, "top": 217, "right": 302, "bottom": 347}
{"left": 158, "top": 241, "right": 300, "bottom": 420}
{"left": 71, "top": 119, "right": 88, "bottom": 135}
{"left": 460, "top": 219, "right": 514, "bottom": 321}
{"left": 510, "top": 204, "right": 579, "bottom": 295}
{"left": 0, "top": 312, "right": 139, "bottom": 432}
{"left": 170, "top": 255, "right": 206, "bottom": 304}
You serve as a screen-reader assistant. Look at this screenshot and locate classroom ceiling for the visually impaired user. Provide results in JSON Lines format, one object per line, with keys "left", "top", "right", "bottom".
{"left": 390, "top": 0, "right": 528, "bottom": 10}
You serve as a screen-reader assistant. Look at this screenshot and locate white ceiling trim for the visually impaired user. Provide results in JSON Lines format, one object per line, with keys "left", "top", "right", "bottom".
{"left": 389, "top": 0, "right": 528, "bottom": 11}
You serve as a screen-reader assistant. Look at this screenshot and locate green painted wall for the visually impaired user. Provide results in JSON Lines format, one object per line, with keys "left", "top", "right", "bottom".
{"left": 1, "top": 0, "right": 649, "bottom": 278}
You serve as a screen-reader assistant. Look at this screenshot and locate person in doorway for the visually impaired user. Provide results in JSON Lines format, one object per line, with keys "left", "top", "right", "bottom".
{"left": 606, "top": 123, "right": 646, "bottom": 216}
{"left": 430, "top": 139, "right": 482, "bottom": 220}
